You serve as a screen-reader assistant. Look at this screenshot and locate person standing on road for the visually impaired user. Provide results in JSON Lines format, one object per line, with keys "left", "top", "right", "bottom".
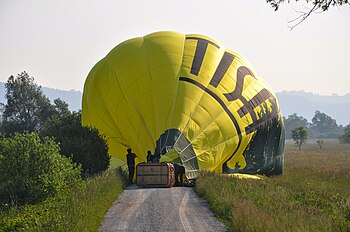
{"left": 126, "top": 148, "right": 137, "bottom": 182}
{"left": 173, "top": 163, "right": 185, "bottom": 187}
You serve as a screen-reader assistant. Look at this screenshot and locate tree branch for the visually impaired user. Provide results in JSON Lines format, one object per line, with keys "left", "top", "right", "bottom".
{"left": 288, "top": 3, "right": 319, "bottom": 29}
{"left": 267, "top": 0, "right": 350, "bottom": 29}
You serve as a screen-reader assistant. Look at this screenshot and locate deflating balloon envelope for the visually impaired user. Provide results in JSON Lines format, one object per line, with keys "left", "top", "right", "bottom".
{"left": 82, "top": 31, "right": 285, "bottom": 179}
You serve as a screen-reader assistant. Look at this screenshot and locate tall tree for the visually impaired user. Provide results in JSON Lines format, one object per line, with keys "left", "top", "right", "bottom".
{"left": 1, "top": 72, "right": 55, "bottom": 135}
{"left": 53, "top": 98, "right": 71, "bottom": 117}
{"left": 292, "top": 126, "right": 308, "bottom": 150}
{"left": 311, "top": 110, "right": 340, "bottom": 138}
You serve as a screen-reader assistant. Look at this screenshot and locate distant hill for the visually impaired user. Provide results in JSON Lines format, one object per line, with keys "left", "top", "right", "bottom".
{"left": 0, "top": 82, "right": 82, "bottom": 112}
{"left": 276, "top": 91, "right": 350, "bottom": 126}
{"left": 0, "top": 82, "right": 348, "bottom": 126}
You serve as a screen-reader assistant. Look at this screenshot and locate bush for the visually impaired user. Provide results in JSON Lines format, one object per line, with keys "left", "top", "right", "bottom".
{"left": 0, "top": 132, "right": 82, "bottom": 205}
{"left": 339, "top": 124, "right": 350, "bottom": 144}
{"left": 41, "top": 112, "right": 110, "bottom": 178}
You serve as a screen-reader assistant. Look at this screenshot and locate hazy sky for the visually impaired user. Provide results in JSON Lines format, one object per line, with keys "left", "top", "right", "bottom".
{"left": 0, "top": 0, "right": 349, "bottom": 95}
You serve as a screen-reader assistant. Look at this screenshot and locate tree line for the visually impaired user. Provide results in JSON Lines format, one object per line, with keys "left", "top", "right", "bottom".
{"left": 284, "top": 111, "right": 350, "bottom": 150}
{"left": 283, "top": 111, "right": 349, "bottom": 140}
{"left": 0, "top": 72, "right": 110, "bottom": 206}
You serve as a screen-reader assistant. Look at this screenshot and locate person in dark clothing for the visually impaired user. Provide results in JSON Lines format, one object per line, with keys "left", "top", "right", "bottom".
{"left": 153, "top": 150, "right": 160, "bottom": 163}
{"left": 126, "top": 148, "right": 137, "bottom": 182}
{"left": 146, "top": 150, "right": 153, "bottom": 163}
{"left": 173, "top": 163, "right": 185, "bottom": 187}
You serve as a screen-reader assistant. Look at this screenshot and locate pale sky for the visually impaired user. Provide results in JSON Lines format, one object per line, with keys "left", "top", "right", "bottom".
{"left": 0, "top": 0, "right": 349, "bottom": 95}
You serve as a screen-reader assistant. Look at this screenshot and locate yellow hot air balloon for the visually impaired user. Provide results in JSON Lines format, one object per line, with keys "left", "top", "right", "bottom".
{"left": 82, "top": 31, "right": 285, "bottom": 179}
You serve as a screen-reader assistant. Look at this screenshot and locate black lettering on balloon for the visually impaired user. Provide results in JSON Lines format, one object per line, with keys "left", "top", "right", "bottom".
{"left": 222, "top": 67, "right": 278, "bottom": 134}
{"left": 223, "top": 66, "right": 258, "bottom": 124}
{"left": 223, "top": 67, "right": 256, "bottom": 101}
{"left": 209, "top": 52, "right": 235, "bottom": 88}
{"left": 185, "top": 36, "right": 278, "bottom": 134}
{"left": 182, "top": 37, "right": 279, "bottom": 171}
{"left": 186, "top": 37, "right": 220, "bottom": 76}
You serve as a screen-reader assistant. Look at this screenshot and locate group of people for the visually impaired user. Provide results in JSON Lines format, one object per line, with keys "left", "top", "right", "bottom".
{"left": 125, "top": 148, "right": 185, "bottom": 186}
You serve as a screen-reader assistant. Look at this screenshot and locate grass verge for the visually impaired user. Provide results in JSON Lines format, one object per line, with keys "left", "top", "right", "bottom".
{"left": 0, "top": 168, "right": 128, "bottom": 232}
{"left": 195, "top": 142, "right": 350, "bottom": 231}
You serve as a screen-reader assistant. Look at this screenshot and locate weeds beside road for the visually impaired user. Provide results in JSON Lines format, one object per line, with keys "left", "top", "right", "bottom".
{"left": 196, "top": 141, "right": 350, "bottom": 231}
{"left": 0, "top": 169, "right": 126, "bottom": 232}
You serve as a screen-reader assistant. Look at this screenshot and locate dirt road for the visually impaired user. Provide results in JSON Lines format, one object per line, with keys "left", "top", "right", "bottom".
{"left": 99, "top": 185, "right": 226, "bottom": 232}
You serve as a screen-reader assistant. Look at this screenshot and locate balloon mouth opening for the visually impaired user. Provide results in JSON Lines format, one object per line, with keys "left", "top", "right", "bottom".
{"left": 155, "top": 128, "right": 199, "bottom": 179}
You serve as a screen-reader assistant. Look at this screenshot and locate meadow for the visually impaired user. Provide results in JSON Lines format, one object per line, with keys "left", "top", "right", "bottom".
{"left": 196, "top": 140, "right": 350, "bottom": 231}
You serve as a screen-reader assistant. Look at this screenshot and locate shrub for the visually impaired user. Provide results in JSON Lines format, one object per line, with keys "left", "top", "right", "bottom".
{"left": 339, "top": 124, "right": 350, "bottom": 144}
{"left": 0, "top": 132, "right": 82, "bottom": 205}
{"left": 41, "top": 112, "right": 110, "bottom": 178}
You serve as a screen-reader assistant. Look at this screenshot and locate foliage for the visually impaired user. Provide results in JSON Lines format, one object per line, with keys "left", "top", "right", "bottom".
{"left": 266, "top": 0, "right": 350, "bottom": 28}
{"left": 291, "top": 126, "right": 307, "bottom": 150}
{"left": 283, "top": 113, "right": 308, "bottom": 139}
{"left": 284, "top": 111, "right": 344, "bottom": 139}
{"left": 339, "top": 124, "right": 350, "bottom": 144}
{"left": 311, "top": 110, "right": 341, "bottom": 138}
{"left": 0, "top": 168, "right": 127, "bottom": 232}
{"left": 1, "top": 72, "right": 55, "bottom": 135}
{"left": 41, "top": 112, "right": 110, "bottom": 177}
{"left": 267, "top": 0, "right": 349, "bottom": 11}
{"left": 0, "top": 72, "right": 108, "bottom": 177}
{"left": 196, "top": 143, "right": 350, "bottom": 231}
{"left": 0, "top": 132, "right": 82, "bottom": 206}
{"left": 53, "top": 98, "right": 71, "bottom": 118}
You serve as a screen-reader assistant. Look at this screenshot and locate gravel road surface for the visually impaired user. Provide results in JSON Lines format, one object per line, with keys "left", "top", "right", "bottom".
{"left": 99, "top": 185, "right": 227, "bottom": 232}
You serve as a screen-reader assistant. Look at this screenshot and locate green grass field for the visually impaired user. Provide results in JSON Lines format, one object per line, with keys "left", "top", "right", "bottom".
{"left": 196, "top": 140, "right": 350, "bottom": 231}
